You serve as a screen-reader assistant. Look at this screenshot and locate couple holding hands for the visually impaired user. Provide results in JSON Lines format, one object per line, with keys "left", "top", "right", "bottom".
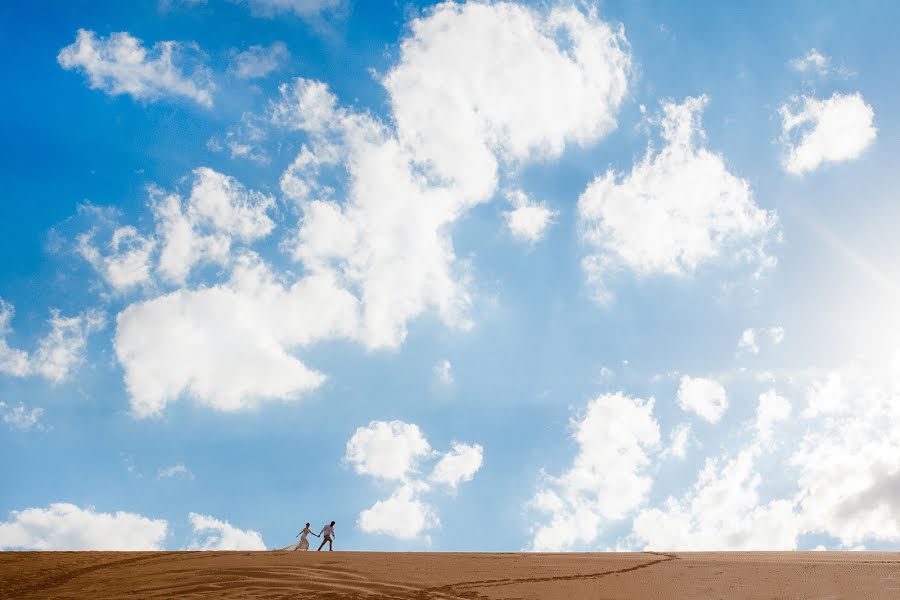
{"left": 293, "top": 520, "right": 336, "bottom": 551}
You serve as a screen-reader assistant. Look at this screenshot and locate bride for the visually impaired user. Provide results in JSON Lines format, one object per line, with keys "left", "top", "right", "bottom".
{"left": 275, "top": 522, "right": 320, "bottom": 551}
{"left": 294, "top": 522, "right": 319, "bottom": 551}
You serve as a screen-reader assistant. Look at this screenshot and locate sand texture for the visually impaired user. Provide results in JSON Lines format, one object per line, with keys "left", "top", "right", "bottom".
{"left": 2, "top": 551, "right": 899, "bottom": 599}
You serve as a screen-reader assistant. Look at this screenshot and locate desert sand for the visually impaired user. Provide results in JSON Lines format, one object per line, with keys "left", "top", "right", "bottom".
{"left": 2, "top": 550, "right": 899, "bottom": 599}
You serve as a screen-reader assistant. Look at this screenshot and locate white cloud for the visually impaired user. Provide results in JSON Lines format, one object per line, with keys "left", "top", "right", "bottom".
{"left": 152, "top": 188, "right": 230, "bottom": 285}
{"left": 433, "top": 359, "right": 453, "bottom": 385}
{"left": 737, "top": 328, "right": 759, "bottom": 354}
{"left": 385, "top": 2, "right": 630, "bottom": 204}
{"left": 357, "top": 484, "right": 438, "bottom": 540}
{"left": 31, "top": 309, "right": 106, "bottom": 383}
{"left": 578, "top": 96, "right": 777, "bottom": 302}
{"left": 0, "top": 402, "right": 44, "bottom": 431}
{"left": 430, "top": 442, "right": 483, "bottom": 488}
{"left": 228, "top": 42, "right": 289, "bottom": 79}
{"left": 0, "top": 299, "right": 104, "bottom": 383}
{"left": 274, "top": 79, "right": 475, "bottom": 350}
{"left": 789, "top": 49, "right": 852, "bottom": 79}
{"left": 629, "top": 446, "right": 799, "bottom": 551}
{"left": 755, "top": 389, "right": 791, "bottom": 444}
{"left": 737, "top": 326, "right": 785, "bottom": 355}
{"left": 105, "top": 166, "right": 357, "bottom": 417}
{"left": 188, "top": 167, "right": 276, "bottom": 241}
{"left": 769, "top": 325, "right": 786, "bottom": 345}
{"left": 57, "top": 29, "right": 214, "bottom": 107}
{"left": 676, "top": 376, "right": 728, "bottom": 423}
{"left": 789, "top": 49, "right": 829, "bottom": 74}
{"left": 504, "top": 189, "right": 557, "bottom": 243}
{"left": 188, "top": 512, "right": 266, "bottom": 550}
{"left": 662, "top": 422, "right": 691, "bottom": 460}
{"left": 344, "top": 420, "right": 432, "bottom": 481}
{"left": 0, "top": 299, "right": 30, "bottom": 377}
{"left": 791, "top": 357, "right": 900, "bottom": 546}
{"left": 780, "top": 92, "right": 876, "bottom": 175}
{"left": 115, "top": 254, "right": 358, "bottom": 417}
{"left": 210, "top": 114, "right": 270, "bottom": 163}
{"left": 348, "top": 421, "right": 482, "bottom": 540}
{"left": 82, "top": 2, "right": 631, "bottom": 416}
{"left": 77, "top": 226, "right": 155, "bottom": 293}
{"left": 153, "top": 167, "right": 276, "bottom": 284}
{"left": 0, "top": 503, "right": 168, "bottom": 550}
{"left": 271, "top": 4, "right": 629, "bottom": 348}
{"left": 242, "top": 0, "right": 342, "bottom": 18}
{"left": 530, "top": 392, "right": 660, "bottom": 551}
{"left": 157, "top": 463, "right": 194, "bottom": 480}
{"left": 628, "top": 390, "right": 798, "bottom": 551}
{"left": 78, "top": 166, "right": 273, "bottom": 294}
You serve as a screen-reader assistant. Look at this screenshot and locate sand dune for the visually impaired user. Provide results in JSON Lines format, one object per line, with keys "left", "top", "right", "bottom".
{"left": 2, "top": 550, "right": 899, "bottom": 599}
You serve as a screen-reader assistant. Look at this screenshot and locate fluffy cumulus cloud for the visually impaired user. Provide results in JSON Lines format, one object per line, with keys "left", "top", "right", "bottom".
{"left": 430, "top": 442, "right": 484, "bottom": 488}
{"left": 0, "top": 402, "right": 44, "bottom": 431}
{"left": 152, "top": 191, "right": 227, "bottom": 285}
{"left": 31, "top": 310, "right": 106, "bottom": 383}
{"left": 152, "top": 166, "right": 276, "bottom": 284}
{"left": 790, "top": 356, "right": 900, "bottom": 546}
{"left": 186, "top": 167, "right": 275, "bottom": 241}
{"left": 676, "top": 376, "right": 728, "bottom": 423}
{"left": 384, "top": 1, "right": 630, "bottom": 204}
{"left": 188, "top": 512, "right": 266, "bottom": 550}
{"left": 57, "top": 30, "right": 214, "bottom": 107}
{"left": 626, "top": 354, "right": 900, "bottom": 551}
{"left": 755, "top": 389, "right": 791, "bottom": 444}
{"left": 228, "top": 42, "right": 289, "bottom": 79}
{"left": 504, "top": 189, "right": 557, "bottom": 243}
{"left": 662, "top": 422, "right": 692, "bottom": 460}
{"left": 272, "top": 3, "right": 629, "bottom": 349}
{"left": 780, "top": 92, "right": 876, "bottom": 175}
{"left": 357, "top": 484, "right": 439, "bottom": 541}
{"left": 530, "top": 393, "right": 659, "bottom": 551}
{"left": 75, "top": 167, "right": 277, "bottom": 293}
{"left": 93, "top": 165, "right": 355, "bottom": 418}
{"left": 115, "top": 255, "right": 358, "bottom": 417}
{"left": 630, "top": 447, "right": 798, "bottom": 551}
{"left": 274, "top": 79, "right": 475, "bottom": 349}
{"left": 578, "top": 96, "right": 777, "bottom": 302}
{"left": 344, "top": 420, "right": 432, "bottom": 481}
{"left": 628, "top": 391, "right": 796, "bottom": 551}
{"left": 347, "top": 421, "right": 483, "bottom": 540}
{"left": 78, "top": 226, "right": 155, "bottom": 293}
{"left": 0, "top": 298, "right": 104, "bottom": 383}
{"left": 0, "top": 503, "right": 168, "bottom": 550}
{"left": 73, "top": 2, "right": 633, "bottom": 416}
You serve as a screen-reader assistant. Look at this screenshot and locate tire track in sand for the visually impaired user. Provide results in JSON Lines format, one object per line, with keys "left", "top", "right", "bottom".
{"left": 428, "top": 552, "right": 678, "bottom": 595}
{"left": 8, "top": 552, "right": 173, "bottom": 598}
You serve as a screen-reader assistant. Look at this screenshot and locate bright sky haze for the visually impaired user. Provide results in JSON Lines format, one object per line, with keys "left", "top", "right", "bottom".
{"left": 2, "top": 0, "right": 900, "bottom": 552}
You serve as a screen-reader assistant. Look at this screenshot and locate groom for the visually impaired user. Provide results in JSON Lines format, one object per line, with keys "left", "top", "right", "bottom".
{"left": 317, "top": 521, "right": 336, "bottom": 551}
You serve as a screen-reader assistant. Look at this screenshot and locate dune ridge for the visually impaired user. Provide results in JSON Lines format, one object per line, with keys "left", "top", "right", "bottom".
{"left": 2, "top": 550, "right": 899, "bottom": 599}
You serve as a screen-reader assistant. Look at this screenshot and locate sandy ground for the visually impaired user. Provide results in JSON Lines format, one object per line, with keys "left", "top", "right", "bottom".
{"left": 2, "top": 550, "right": 900, "bottom": 599}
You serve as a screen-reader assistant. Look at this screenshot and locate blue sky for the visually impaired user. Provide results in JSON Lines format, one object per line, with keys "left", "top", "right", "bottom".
{"left": 2, "top": 0, "right": 900, "bottom": 552}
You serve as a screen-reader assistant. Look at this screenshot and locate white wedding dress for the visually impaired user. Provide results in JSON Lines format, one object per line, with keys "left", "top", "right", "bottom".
{"left": 275, "top": 528, "right": 312, "bottom": 551}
